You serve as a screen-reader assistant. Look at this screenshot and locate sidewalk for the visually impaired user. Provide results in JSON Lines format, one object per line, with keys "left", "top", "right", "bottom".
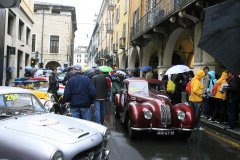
{"left": 201, "top": 117, "right": 240, "bottom": 141}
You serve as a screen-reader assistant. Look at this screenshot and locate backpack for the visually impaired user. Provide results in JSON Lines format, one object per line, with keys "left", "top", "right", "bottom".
{"left": 167, "top": 80, "right": 175, "bottom": 94}
{"left": 186, "top": 79, "right": 197, "bottom": 95}
{"left": 212, "top": 80, "right": 223, "bottom": 96}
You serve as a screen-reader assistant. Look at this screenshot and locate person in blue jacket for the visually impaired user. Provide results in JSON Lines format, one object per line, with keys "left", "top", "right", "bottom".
{"left": 64, "top": 64, "right": 96, "bottom": 121}
{"left": 206, "top": 70, "right": 217, "bottom": 119}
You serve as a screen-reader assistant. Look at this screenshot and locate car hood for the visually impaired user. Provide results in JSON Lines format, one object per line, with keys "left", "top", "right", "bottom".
{"left": 4, "top": 113, "right": 99, "bottom": 144}
{"left": 131, "top": 91, "right": 169, "bottom": 101}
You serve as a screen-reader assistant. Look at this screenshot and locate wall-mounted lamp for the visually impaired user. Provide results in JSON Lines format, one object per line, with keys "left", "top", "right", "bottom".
{"left": 178, "top": 11, "right": 199, "bottom": 23}
{"left": 170, "top": 17, "right": 176, "bottom": 23}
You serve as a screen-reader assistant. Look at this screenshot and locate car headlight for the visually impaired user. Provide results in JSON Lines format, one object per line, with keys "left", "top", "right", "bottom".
{"left": 103, "top": 129, "right": 111, "bottom": 141}
{"left": 51, "top": 150, "right": 63, "bottom": 160}
{"left": 177, "top": 111, "right": 186, "bottom": 120}
{"left": 144, "top": 110, "right": 152, "bottom": 119}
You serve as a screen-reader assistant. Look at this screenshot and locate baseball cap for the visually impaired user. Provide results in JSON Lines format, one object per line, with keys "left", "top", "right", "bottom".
{"left": 72, "top": 64, "right": 82, "bottom": 71}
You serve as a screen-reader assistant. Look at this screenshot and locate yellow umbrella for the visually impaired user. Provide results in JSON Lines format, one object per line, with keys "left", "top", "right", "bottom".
{"left": 82, "top": 67, "right": 89, "bottom": 72}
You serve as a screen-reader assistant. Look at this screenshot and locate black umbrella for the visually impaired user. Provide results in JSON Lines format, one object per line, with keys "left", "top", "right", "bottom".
{"left": 198, "top": 0, "right": 240, "bottom": 75}
{"left": 84, "top": 68, "right": 95, "bottom": 78}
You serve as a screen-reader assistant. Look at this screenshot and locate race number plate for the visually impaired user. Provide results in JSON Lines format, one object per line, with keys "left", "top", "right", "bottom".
{"left": 157, "top": 131, "right": 175, "bottom": 136}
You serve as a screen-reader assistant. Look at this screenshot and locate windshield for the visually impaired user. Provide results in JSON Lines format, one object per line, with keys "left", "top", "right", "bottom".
{"left": 129, "top": 81, "right": 166, "bottom": 93}
{"left": 0, "top": 93, "right": 47, "bottom": 118}
{"left": 129, "top": 81, "right": 148, "bottom": 92}
{"left": 148, "top": 82, "right": 165, "bottom": 93}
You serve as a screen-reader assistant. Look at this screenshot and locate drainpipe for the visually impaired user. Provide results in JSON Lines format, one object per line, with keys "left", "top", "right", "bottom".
{"left": 0, "top": 9, "right": 6, "bottom": 86}
{"left": 41, "top": 8, "right": 45, "bottom": 65}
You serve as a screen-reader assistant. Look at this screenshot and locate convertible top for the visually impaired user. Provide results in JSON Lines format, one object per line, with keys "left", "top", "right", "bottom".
{"left": 0, "top": 86, "right": 33, "bottom": 94}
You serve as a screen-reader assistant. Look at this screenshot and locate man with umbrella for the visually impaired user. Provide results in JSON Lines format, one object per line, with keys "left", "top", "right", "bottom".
{"left": 48, "top": 68, "right": 59, "bottom": 97}
{"left": 5, "top": 67, "right": 15, "bottom": 86}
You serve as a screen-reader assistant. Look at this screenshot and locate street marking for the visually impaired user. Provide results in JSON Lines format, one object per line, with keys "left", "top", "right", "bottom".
{"left": 204, "top": 129, "right": 240, "bottom": 149}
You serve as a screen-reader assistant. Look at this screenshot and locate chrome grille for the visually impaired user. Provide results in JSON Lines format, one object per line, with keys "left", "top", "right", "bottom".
{"left": 160, "top": 104, "right": 171, "bottom": 125}
{"left": 72, "top": 142, "right": 103, "bottom": 160}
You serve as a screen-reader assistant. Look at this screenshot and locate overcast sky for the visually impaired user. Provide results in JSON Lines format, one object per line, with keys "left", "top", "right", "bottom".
{"left": 36, "top": 0, "right": 103, "bottom": 47}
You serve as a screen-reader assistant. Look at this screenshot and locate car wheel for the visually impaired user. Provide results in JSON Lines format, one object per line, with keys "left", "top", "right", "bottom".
{"left": 178, "top": 131, "right": 192, "bottom": 140}
{"left": 128, "top": 119, "right": 136, "bottom": 139}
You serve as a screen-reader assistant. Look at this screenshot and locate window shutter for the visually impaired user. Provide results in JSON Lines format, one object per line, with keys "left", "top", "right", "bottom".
{"left": 146, "top": 0, "right": 149, "bottom": 12}
{"left": 124, "top": 0, "right": 127, "bottom": 13}
{"left": 136, "top": 8, "right": 139, "bottom": 22}
{"left": 118, "top": 7, "right": 120, "bottom": 22}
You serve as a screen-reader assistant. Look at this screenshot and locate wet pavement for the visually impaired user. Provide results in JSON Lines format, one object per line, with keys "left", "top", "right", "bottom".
{"left": 100, "top": 102, "right": 240, "bottom": 160}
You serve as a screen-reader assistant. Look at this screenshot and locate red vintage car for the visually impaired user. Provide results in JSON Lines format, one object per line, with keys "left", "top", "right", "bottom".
{"left": 115, "top": 78, "right": 195, "bottom": 139}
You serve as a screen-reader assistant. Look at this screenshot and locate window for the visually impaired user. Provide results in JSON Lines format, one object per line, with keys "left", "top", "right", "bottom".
{"left": 52, "top": 10, "right": 60, "bottom": 14}
{"left": 77, "top": 54, "right": 81, "bottom": 58}
{"left": 123, "top": 23, "right": 126, "bottom": 38}
{"left": 32, "top": 34, "right": 36, "bottom": 52}
{"left": 18, "top": 20, "right": 24, "bottom": 41}
{"left": 116, "top": 32, "right": 118, "bottom": 45}
{"left": 26, "top": 28, "right": 30, "bottom": 45}
{"left": 124, "top": 0, "right": 127, "bottom": 13}
{"left": 7, "top": 12, "right": 14, "bottom": 35}
{"left": 50, "top": 35, "right": 59, "bottom": 53}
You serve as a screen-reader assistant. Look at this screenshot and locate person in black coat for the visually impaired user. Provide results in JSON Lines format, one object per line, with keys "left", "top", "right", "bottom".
{"left": 48, "top": 68, "right": 59, "bottom": 97}
{"left": 62, "top": 67, "right": 74, "bottom": 86}
{"left": 91, "top": 68, "right": 108, "bottom": 124}
{"left": 223, "top": 71, "right": 240, "bottom": 129}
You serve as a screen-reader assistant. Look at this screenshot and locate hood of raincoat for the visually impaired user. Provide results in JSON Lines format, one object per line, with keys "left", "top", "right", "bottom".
{"left": 217, "top": 71, "right": 228, "bottom": 83}
{"left": 208, "top": 71, "right": 216, "bottom": 81}
{"left": 194, "top": 70, "right": 205, "bottom": 81}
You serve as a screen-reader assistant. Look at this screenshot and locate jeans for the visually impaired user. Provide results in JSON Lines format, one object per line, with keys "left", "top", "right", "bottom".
{"left": 94, "top": 100, "right": 106, "bottom": 124}
{"left": 71, "top": 107, "right": 91, "bottom": 121}
{"left": 190, "top": 101, "right": 203, "bottom": 128}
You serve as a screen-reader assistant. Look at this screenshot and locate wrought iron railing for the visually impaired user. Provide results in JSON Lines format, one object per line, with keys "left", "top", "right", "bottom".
{"left": 130, "top": 0, "right": 195, "bottom": 42}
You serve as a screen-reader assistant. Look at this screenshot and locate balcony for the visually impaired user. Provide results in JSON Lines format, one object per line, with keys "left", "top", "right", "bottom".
{"left": 107, "top": 2, "right": 114, "bottom": 11}
{"left": 130, "top": 0, "right": 195, "bottom": 42}
{"left": 113, "top": 43, "right": 118, "bottom": 53}
{"left": 119, "top": 37, "right": 126, "bottom": 50}
{"left": 94, "top": 53, "right": 100, "bottom": 63}
{"left": 103, "top": 47, "right": 108, "bottom": 57}
{"left": 106, "top": 24, "right": 114, "bottom": 34}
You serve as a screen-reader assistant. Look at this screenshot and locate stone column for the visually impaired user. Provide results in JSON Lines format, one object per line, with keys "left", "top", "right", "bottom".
{"left": 192, "top": 22, "right": 217, "bottom": 74}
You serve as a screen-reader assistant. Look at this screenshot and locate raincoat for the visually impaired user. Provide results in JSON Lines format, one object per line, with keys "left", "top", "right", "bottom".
{"left": 214, "top": 71, "right": 228, "bottom": 100}
{"left": 189, "top": 70, "right": 205, "bottom": 102}
{"left": 208, "top": 71, "right": 218, "bottom": 97}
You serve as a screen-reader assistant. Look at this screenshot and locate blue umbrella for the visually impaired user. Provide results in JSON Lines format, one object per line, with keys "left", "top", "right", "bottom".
{"left": 7, "top": 67, "right": 16, "bottom": 71}
{"left": 24, "top": 66, "right": 32, "bottom": 70}
{"left": 92, "top": 66, "right": 99, "bottom": 68}
{"left": 140, "top": 66, "right": 152, "bottom": 71}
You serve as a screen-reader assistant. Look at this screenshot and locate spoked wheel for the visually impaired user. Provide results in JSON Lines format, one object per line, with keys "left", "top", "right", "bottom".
{"left": 128, "top": 119, "right": 137, "bottom": 139}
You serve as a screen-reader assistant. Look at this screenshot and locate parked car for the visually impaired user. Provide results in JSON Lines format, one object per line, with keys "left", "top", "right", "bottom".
{"left": 12, "top": 80, "right": 62, "bottom": 114}
{"left": 0, "top": 86, "right": 110, "bottom": 159}
{"left": 114, "top": 78, "right": 195, "bottom": 139}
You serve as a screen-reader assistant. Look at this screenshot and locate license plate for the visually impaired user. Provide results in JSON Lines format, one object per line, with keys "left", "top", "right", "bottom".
{"left": 157, "top": 131, "right": 175, "bottom": 136}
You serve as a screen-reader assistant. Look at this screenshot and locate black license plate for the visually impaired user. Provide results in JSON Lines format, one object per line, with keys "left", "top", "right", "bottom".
{"left": 157, "top": 131, "right": 175, "bottom": 136}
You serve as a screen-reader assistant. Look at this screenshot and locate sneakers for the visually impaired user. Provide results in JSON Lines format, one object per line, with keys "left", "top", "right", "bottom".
{"left": 197, "top": 127, "right": 205, "bottom": 131}
{"left": 201, "top": 115, "right": 208, "bottom": 119}
{"left": 214, "top": 121, "right": 220, "bottom": 124}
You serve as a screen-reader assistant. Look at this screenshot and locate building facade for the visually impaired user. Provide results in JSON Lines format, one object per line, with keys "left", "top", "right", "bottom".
{"left": 74, "top": 46, "right": 88, "bottom": 67}
{"left": 32, "top": 2, "right": 77, "bottom": 70}
{"left": 0, "top": 0, "right": 34, "bottom": 86}
{"left": 88, "top": 0, "right": 115, "bottom": 68}
{"left": 89, "top": 0, "right": 227, "bottom": 79}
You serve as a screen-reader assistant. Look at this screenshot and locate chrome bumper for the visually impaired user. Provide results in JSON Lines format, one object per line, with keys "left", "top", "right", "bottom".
{"left": 131, "top": 127, "right": 194, "bottom": 131}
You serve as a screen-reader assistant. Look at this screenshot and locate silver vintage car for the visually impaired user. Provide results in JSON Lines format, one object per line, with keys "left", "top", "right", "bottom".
{"left": 0, "top": 87, "right": 110, "bottom": 160}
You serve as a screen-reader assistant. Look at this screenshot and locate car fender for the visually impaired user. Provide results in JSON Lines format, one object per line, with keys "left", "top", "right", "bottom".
{"left": 115, "top": 93, "right": 121, "bottom": 113}
{"left": 174, "top": 103, "right": 195, "bottom": 128}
